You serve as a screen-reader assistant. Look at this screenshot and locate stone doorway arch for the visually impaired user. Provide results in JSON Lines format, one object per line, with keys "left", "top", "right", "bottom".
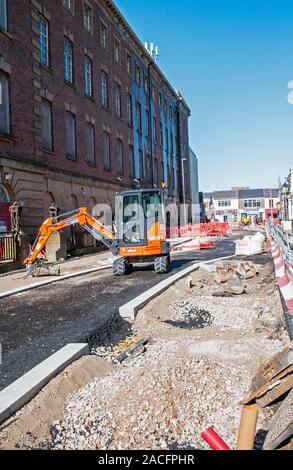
{"left": 43, "top": 191, "right": 55, "bottom": 219}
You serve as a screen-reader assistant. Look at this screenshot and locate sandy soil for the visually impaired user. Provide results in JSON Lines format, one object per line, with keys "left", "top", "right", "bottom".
{"left": 0, "top": 356, "right": 113, "bottom": 449}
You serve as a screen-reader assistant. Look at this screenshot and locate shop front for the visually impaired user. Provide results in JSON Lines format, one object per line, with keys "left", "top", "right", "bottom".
{"left": 265, "top": 208, "right": 279, "bottom": 220}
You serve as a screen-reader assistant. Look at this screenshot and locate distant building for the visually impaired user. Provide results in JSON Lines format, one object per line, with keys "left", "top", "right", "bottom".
{"left": 202, "top": 192, "right": 213, "bottom": 221}
{"left": 231, "top": 186, "right": 250, "bottom": 191}
{"left": 238, "top": 188, "right": 278, "bottom": 222}
{"left": 199, "top": 192, "right": 206, "bottom": 222}
{"left": 203, "top": 188, "right": 279, "bottom": 223}
{"left": 189, "top": 148, "right": 200, "bottom": 222}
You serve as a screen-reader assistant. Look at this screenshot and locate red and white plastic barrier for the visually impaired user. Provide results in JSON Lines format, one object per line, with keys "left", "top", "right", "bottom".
{"left": 277, "top": 273, "right": 293, "bottom": 311}
{"left": 271, "top": 240, "right": 286, "bottom": 278}
{"left": 267, "top": 223, "right": 293, "bottom": 339}
{"left": 166, "top": 222, "right": 229, "bottom": 239}
{"left": 268, "top": 231, "right": 293, "bottom": 333}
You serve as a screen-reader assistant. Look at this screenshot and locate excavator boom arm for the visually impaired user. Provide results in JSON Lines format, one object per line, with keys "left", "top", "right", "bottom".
{"left": 24, "top": 208, "right": 117, "bottom": 266}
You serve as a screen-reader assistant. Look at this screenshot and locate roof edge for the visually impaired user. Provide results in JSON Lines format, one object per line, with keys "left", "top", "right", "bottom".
{"left": 101, "top": 0, "right": 191, "bottom": 115}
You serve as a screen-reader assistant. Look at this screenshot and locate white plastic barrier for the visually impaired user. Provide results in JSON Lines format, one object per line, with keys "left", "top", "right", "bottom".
{"left": 235, "top": 232, "right": 265, "bottom": 256}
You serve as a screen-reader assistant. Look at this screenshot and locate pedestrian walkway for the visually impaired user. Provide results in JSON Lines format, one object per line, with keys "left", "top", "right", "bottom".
{"left": 0, "top": 237, "right": 194, "bottom": 297}
{"left": 0, "top": 251, "right": 114, "bottom": 296}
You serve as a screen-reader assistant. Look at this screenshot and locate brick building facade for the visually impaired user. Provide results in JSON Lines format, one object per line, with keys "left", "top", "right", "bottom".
{"left": 0, "top": 0, "right": 191, "bottom": 237}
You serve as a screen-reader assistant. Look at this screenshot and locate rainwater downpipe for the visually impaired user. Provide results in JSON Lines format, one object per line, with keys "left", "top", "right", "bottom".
{"left": 147, "top": 60, "right": 154, "bottom": 188}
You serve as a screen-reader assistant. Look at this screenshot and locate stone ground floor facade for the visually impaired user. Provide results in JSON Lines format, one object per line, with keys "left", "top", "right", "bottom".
{"left": 0, "top": 156, "right": 184, "bottom": 246}
{"left": 0, "top": 156, "right": 125, "bottom": 240}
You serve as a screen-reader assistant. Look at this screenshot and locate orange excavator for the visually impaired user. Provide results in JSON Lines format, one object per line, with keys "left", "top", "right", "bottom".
{"left": 24, "top": 189, "right": 171, "bottom": 276}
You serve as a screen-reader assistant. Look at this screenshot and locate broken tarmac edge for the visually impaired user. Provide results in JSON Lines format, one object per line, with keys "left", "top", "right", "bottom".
{"left": 0, "top": 265, "right": 112, "bottom": 300}
{"left": 119, "top": 254, "right": 236, "bottom": 321}
{"left": 0, "top": 343, "right": 89, "bottom": 426}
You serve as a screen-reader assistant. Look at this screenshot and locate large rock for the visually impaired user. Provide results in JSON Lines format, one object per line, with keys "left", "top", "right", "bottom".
{"left": 46, "top": 231, "right": 67, "bottom": 262}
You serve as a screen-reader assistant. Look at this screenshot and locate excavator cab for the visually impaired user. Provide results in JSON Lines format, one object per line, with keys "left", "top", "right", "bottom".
{"left": 113, "top": 189, "right": 171, "bottom": 275}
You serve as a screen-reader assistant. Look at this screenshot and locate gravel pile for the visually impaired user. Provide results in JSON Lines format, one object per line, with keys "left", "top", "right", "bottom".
{"left": 170, "top": 293, "right": 281, "bottom": 333}
{"left": 53, "top": 333, "right": 281, "bottom": 450}
{"left": 52, "top": 341, "right": 256, "bottom": 450}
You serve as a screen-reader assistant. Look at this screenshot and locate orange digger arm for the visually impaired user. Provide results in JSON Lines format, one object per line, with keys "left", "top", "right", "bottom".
{"left": 24, "top": 207, "right": 117, "bottom": 267}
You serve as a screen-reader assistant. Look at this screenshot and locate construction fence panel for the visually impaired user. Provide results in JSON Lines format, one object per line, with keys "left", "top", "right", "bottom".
{"left": 166, "top": 222, "right": 229, "bottom": 239}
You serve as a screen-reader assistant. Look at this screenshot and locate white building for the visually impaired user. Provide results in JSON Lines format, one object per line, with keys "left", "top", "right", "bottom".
{"left": 213, "top": 190, "right": 239, "bottom": 223}
{"left": 203, "top": 188, "right": 279, "bottom": 223}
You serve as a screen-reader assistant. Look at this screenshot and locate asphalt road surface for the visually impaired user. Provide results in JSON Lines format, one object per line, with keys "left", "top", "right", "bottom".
{"left": 0, "top": 237, "right": 237, "bottom": 390}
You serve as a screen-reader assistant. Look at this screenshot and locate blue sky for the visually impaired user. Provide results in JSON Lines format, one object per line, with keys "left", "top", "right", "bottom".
{"left": 115, "top": 0, "right": 293, "bottom": 191}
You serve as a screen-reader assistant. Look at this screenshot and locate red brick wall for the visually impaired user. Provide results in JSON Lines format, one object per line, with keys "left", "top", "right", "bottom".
{"left": 0, "top": 0, "right": 191, "bottom": 197}
{"left": 0, "top": 0, "right": 35, "bottom": 161}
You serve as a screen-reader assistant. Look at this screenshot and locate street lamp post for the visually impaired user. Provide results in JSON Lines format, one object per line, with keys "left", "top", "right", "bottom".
{"left": 181, "top": 157, "right": 187, "bottom": 225}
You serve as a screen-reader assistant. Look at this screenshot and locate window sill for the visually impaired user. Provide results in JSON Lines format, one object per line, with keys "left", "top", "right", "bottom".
{"left": 0, "top": 133, "right": 16, "bottom": 144}
{"left": 83, "top": 27, "right": 93, "bottom": 36}
{"left": 63, "top": 7, "right": 75, "bottom": 16}
{"left": 87, "top": 161, "right": 96, "bottom": 167}
{"left": 100, "top": 44, "right": 109, "bottom": 52}
{"left": 104, "top": 168, "right": 111, "bottom": 173}
{"left": 0, "top": 29, "right": 13, "bottom": 40}
{"left": 85, "top": 95, "right": 95, "bottom": 102}
{"left": 101, "top": 106, "right": 110, "bottom": 113}
{"left": 65, "top": 80, "right": 76, "bottom": 90}
{"left": 43, "top": 149, "right": 55, "bottom": 156}
{"left": 67, "top": 155, "right": 78, "bottom": 161}
{"left": 40, "top": 64, "right": 54, "bottom": 75}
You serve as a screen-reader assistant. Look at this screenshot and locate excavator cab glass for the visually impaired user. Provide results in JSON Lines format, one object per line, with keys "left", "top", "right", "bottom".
{"left": 142, "top": 192, "right": 162, "bottom": 221}
{"left": 122, "top": 194, "right": 143, "bottom": 244}
{"left": 116, "top": 189, "right": 165, "bottom": 246}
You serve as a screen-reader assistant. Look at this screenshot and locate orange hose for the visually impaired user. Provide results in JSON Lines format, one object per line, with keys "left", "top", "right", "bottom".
{"left": 236, "top": 405, "right": 259, "bottom": 450}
